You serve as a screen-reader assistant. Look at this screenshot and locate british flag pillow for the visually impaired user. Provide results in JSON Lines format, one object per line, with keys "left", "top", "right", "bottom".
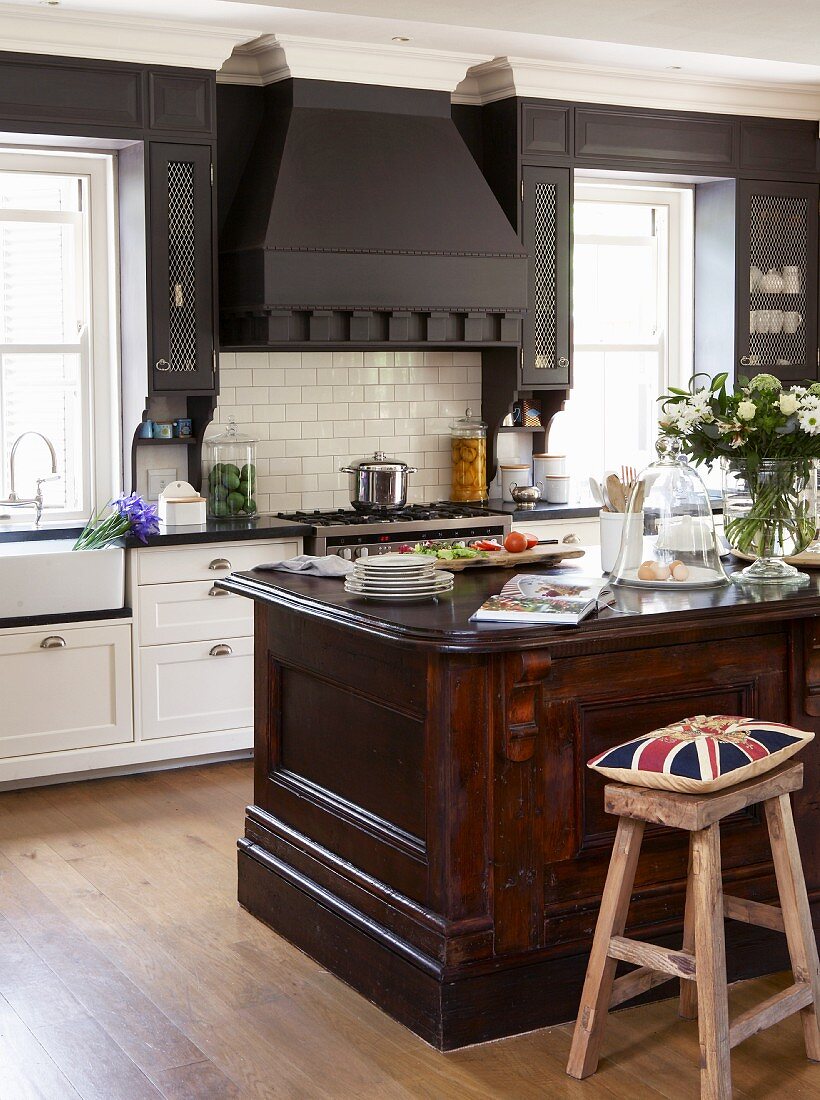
{"left": 588, "top": 714, "right": 814, "bottom": 794}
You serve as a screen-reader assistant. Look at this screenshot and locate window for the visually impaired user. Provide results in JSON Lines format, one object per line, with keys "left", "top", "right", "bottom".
{"left": 0, "top": 150, "right": 119, "bottom": 522}
{"left": 549, "top": 181, "right": 693, "bottom": 498}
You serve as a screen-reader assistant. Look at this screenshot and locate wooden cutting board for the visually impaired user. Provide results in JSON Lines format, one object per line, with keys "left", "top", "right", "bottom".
{"left": 431, "top": 545, "right": 585, "bottom": 571}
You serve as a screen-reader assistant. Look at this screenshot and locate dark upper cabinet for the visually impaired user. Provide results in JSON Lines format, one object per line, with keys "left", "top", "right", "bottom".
{"left": 736, "top": 179, "right": 819, "bottom": 381}
{"left": 521, "top": 166, "right": 571, "bottom": 388}
{"left": 574, "top": 107, "right": 738, "bottom": 171}
{"left": 149, "top": 142, "right": 216, "bottom": 392}
{"left": 520, "top": 104, "right": 571, "bottom": 158}
{"left": 149, "top": 72, "right": 214, "bottom": 135}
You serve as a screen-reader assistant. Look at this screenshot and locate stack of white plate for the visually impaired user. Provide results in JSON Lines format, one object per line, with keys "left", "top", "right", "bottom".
{"left": 344, "top": 553, "right": 454, "bottom": 602}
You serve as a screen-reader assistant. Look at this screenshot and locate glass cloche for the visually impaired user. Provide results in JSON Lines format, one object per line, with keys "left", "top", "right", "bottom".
{"left": 610, "top": 437, "right": 730, "bottom": 588}
{"left": 202, "top": 420, "right": 259, "bottom": 519}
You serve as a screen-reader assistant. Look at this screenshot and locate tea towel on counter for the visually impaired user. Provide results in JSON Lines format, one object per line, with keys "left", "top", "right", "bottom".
{"left": 256, "top": 555, "right": 355, "bottom": 577}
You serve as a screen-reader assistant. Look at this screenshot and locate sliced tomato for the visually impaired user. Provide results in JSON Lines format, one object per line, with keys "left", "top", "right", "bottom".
{"left": 473, "top": 539, "right": 503, "bottom": 552}
{"left": 522, "top": 532, "right": 539, "bottom": 549}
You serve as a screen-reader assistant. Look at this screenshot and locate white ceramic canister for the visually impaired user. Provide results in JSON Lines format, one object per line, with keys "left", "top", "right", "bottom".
{"left": 542, "top": 474, "right": 570, "bottom": 504}
{"left": 533, "top": 453, "right": 567, "bottom": 481}
{"left": 500, "top": 464, "right": 532, "bottom": 502}
{"left": 600, "top": 509, "right": 645, "bottom": 573}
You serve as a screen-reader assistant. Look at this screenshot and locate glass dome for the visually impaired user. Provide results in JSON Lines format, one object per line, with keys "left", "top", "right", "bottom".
{"left": 610, "top": 437, "right": 730, "bottom": 589}
{"left": 202, "top": 419, "right": 259, "bottom": 519}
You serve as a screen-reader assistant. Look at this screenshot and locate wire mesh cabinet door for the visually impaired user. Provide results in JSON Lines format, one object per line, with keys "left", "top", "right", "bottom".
{"left": 149, "top": 143, "right": 215, "bottom": 392}
{"left": 521, "top": 166, "right": 571, "bottom": 388}
{"left": 737, "top": 179, "right": 819, "bottom": 382}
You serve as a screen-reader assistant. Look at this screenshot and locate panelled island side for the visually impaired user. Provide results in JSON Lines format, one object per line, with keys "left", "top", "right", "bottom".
{"left": 220, "top": 562, "right": 820, "bottom": 1049}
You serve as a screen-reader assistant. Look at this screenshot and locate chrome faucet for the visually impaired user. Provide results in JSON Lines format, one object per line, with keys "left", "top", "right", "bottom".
{"left": 0, "top": 432, "right": 61, "bottom": 526}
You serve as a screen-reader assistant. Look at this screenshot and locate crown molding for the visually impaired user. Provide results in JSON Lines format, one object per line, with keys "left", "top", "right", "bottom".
{"left": 455, "top": 56, "right": 820, "bottom": 121}
{"left": 218, "top": 34, "right": 491, "bottom": 93}
{"left": 0, "top": 4, "right": 254, "bottom": 71}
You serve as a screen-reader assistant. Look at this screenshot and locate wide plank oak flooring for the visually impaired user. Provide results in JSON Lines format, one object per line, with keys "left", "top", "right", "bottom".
{"left": 0, "top": 760, "right": 815, "bottom": 1098}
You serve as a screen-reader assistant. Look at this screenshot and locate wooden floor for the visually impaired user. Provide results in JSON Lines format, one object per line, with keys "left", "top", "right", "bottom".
{"left": 0, "top": 762, "right": 817, "bottom": 1099}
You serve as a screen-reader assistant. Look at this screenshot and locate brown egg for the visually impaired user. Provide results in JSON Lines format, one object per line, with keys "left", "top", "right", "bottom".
{"left": 653, "top": 562, "right": 671, "bottom": 581}
{"left": 671, "top": 562, "right": 690, "bottom": 581}
{"left": 637, "top": 561, "right": 656, "bottom": 580}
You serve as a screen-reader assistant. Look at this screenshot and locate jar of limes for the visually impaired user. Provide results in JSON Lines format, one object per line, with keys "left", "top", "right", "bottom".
{"left": 202, "top": 420, "right": 259, "bottom": 519}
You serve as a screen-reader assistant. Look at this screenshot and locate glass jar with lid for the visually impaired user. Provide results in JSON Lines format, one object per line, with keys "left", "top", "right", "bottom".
{"left": 610, "top": 436, "right": 730, "bottom": 588}
{"left": 450, "top": 408, "right": 488, "bottom": 502}
{"left": 202, "top": 420, "right": 259, "bottom": 519}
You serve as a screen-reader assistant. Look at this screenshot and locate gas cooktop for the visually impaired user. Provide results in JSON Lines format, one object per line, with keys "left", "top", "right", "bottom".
{"left": 276, "top": 503, "right": 494, "bottom": 527}
{"left": 277, "top": 503, "right": 510, "bottom": 557}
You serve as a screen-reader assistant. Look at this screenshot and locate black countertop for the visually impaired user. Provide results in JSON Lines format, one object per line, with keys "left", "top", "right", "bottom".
{"left": 220, "top": 553, "right": 820, "bottom": 653}
{"left": 0, "top": 514, "right": 311, "bottom": 547}
{"left": 487, "top": 499, "right": 598, "bottom": 520}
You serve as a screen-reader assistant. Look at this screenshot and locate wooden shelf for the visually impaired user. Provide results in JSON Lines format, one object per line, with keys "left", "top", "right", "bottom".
{"left": 135, "top": 437, "right": 198, "bottom": 446}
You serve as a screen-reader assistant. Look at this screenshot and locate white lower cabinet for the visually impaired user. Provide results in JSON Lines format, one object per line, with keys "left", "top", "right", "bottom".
{"left": 511, "top": 516, "right": 600, "bottom": 545}
{"left": 139, "top": 636, "right": 253, "bottom": 740}
{"left": 0, "top": 623, "right": 132, "bottom": 759}
{"left": 0, "top": 534, "right": 300, "bottom": 786}
{"left": 137, "top": 580, "right": 253, "bottom": 646}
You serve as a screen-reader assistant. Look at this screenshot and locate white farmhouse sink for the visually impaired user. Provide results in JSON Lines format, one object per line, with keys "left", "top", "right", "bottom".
{"left": 0, "top": 540, "right": 125, "bottom": 619}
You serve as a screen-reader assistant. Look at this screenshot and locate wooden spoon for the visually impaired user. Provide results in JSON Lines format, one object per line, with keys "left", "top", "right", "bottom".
{"left": 605, "top": 473, "right": 626, "bottom": 512}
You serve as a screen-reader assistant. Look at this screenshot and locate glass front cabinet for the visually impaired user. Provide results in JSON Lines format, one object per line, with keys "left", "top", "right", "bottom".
{"left": 737, "top": 179, "right": 819, "bottom": 381}
{"left": 149, "top": 142, "right": 216, "bottom": 393}
{"left": 521, "top": 166, "right": 572, "bottom": 388}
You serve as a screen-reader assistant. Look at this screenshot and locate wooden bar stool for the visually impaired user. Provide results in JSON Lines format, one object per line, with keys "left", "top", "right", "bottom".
{"left": 567, "top": 762, "right": 820, "bottom": 1100}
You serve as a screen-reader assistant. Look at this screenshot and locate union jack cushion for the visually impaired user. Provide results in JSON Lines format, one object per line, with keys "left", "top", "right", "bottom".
{"left": 587, "top": 714, "right": 814, "bottom": 794}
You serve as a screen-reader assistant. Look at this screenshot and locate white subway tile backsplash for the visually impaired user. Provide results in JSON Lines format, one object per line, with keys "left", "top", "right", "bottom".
{"left": 214, "top": 351, "right": 480, "bottom": 511}
{"left": 348, "top": 367, "right": 380, "bottom": 384}
{"left": 364, "top": 384, "right": 394, "bottom": 402}
{"left": 332, "top": 385, "right": 364, "bottom": 403}
{"left": 299, "top": 351, "right": 333, "bottom": 369}
{"left": 285, "top": 403, "right": 318, "bottom": 422}
{"left": 252, "top": 368, "right": 285, "bottom": 387}
{"left": 315, "top": 367, "right": 348, "bottom": 385}
{"left": 314, "top": 402, "right": 346, "bottom": 421}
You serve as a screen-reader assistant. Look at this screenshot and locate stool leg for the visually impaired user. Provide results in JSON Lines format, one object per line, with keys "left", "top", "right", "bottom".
{"left": 764, "top": 792, "right": 820, "bottom": 1062}
{"left": 567, "top": 816, "right": 645, "bottom": 1080}
{"left": 680, "top": 832, "right": 699, "bottom": 1020}
{"left": 691, "top": 823, "right": 732, "bottom": 1100}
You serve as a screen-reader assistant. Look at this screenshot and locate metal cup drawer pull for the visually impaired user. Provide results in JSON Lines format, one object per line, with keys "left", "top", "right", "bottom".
{"left": 40, "top": 635, "right": 66, "bottom": 649}
{"left": 208, "top": 585, "right": 229, "bottom": 597}
{"left": 208, "top": 558, "right": 232, "bottom": 571}
{"left": 209, "top": 643, "right": 232, "bottom": 657}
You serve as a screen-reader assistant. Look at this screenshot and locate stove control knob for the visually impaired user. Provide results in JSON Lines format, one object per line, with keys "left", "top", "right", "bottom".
{"left": 357, "top": 547, "right": 369, "bottom": 558}
{"left": 340, "top": 548, "right": 352, "bottom": 560}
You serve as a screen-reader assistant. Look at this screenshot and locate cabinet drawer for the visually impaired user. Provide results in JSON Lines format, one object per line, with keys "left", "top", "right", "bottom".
{"left": 137, "top": 579, "right": 253, "bottom": 645}
{"left": 136, "top": 539, "right": 299, "bottom": 585}
{"left": 139, "top": 636, "right": 253, "bottom": 740}
{"left": 0, "top": 624, "right": 132, "bottom": 758}
{"left": 512, "top": 517, "right": 600, "bottom": 546}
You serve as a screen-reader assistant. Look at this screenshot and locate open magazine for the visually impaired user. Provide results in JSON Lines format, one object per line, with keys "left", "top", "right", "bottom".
{"left": 470, "top": 573, "right": 612, "bottom": 626}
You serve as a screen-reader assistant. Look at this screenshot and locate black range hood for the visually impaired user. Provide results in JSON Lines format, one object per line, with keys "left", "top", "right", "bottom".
{"left": 218, "top": 79, "right": 527, "bottom": 347}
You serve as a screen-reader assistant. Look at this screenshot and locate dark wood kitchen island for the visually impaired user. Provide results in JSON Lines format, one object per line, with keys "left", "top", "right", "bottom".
{"left": 220, "top": 562, "right": 820, "bottom": 1049}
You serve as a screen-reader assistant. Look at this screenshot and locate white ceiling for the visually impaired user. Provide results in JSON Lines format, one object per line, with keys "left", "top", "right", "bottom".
{"left": 5, "top": 0, "right": 820, "bottom": 85}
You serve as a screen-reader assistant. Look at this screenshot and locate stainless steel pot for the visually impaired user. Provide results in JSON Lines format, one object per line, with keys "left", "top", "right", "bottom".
{"left": 340, "top": 451, "right": 418, "bottom": 512}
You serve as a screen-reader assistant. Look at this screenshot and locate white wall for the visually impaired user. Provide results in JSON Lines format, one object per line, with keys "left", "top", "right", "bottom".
{"left": 206, "top": 350, "right": 482, "bottom": 514}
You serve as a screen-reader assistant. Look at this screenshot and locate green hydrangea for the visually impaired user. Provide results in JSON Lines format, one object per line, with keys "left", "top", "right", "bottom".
{"left": 748, "top": 373, "right": 781, "bottom": 393}
{"left": 808, "top": 383, "right": 820, "bottom": 397}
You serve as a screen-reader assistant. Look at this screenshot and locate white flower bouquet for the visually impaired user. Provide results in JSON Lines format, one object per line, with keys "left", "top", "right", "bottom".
{"left": 660, "top": 373, "right": 820, "bottom": 563}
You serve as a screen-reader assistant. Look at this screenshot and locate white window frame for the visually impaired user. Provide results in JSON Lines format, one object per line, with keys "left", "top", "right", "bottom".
{"left": 0, "top": 148, "right": 120, "bottom": 522}
{"left": 573, "top": 180, "right": 694, "bottom": 394}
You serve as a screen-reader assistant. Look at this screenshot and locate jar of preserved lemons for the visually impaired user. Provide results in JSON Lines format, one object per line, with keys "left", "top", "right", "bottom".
{"left": 450, "top": 408, "right": 488, "bottom": 502}
{"left": 202, "top": 419, "right": 259, "bottom": 519}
